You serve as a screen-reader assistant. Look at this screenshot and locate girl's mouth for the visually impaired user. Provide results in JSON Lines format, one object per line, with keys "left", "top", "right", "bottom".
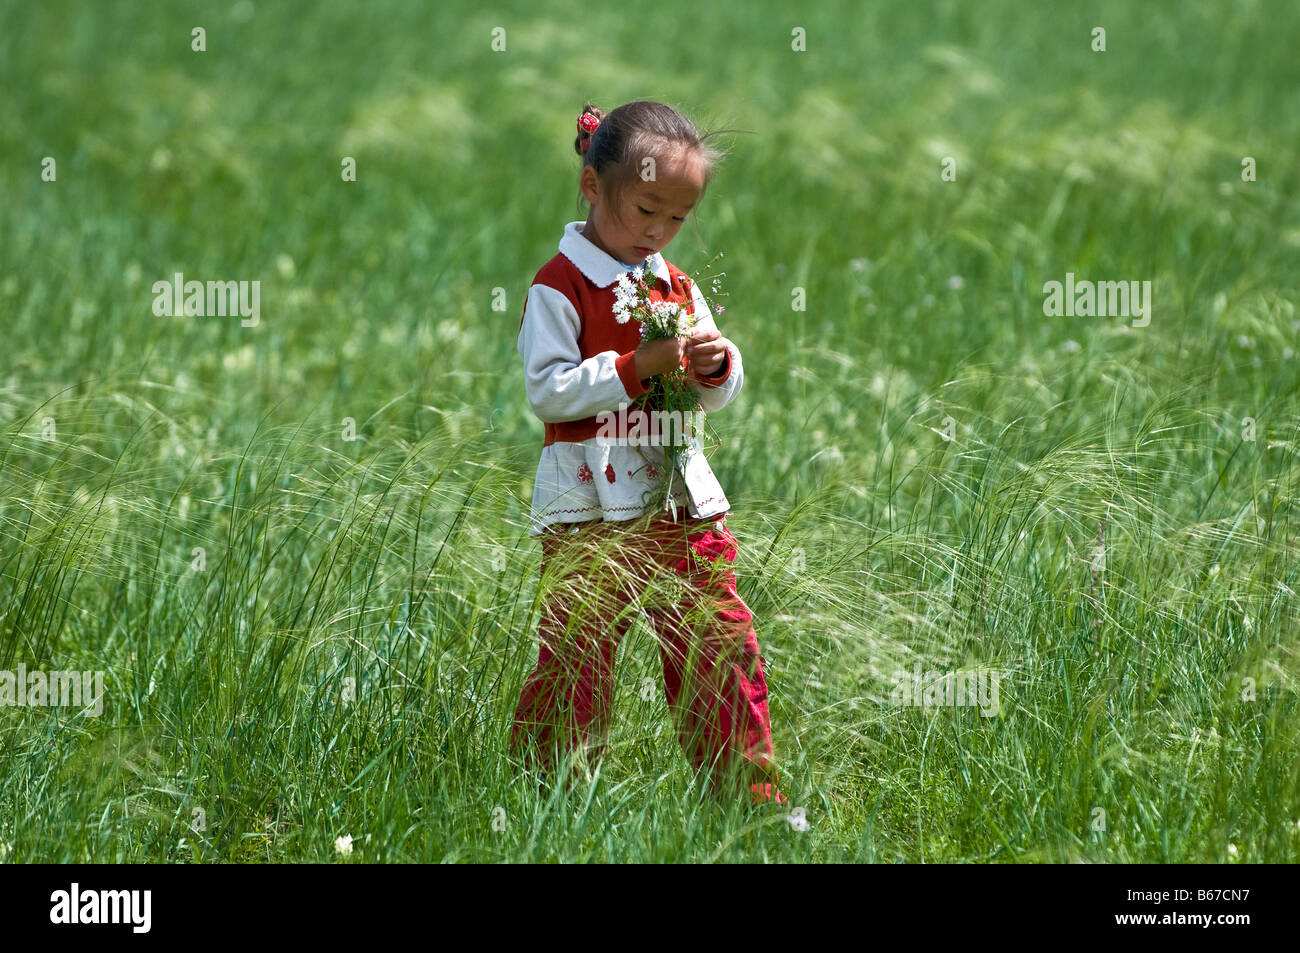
{"left": 634, "top": 246, "right": 653, "bottom": 256}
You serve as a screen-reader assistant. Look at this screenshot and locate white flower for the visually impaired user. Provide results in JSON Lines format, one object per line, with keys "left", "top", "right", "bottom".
{"left": 334, "top": 834, "right": 354, "bottom": 856}
{"left": 613, "top": 273, "right": 639, "bottom": 324}
{"left": 631, "top": 264, "right": 645, "bottom": 282}
{"left": 646, "top": 300, "right": 689, "bottom": 336}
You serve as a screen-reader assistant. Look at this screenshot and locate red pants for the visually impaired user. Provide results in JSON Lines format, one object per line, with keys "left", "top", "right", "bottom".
{"left": 511, "top": 510, "right": 778, "bottom": 793}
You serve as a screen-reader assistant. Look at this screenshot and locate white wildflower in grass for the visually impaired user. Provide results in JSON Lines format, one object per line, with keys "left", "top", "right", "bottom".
{"left": 334, "top": 834, "right": 354, "bottom": 856}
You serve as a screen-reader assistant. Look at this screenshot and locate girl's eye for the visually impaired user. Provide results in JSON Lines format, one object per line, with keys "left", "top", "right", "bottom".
{"left": 639, "top": 206, "right": 685, "bottom": 222}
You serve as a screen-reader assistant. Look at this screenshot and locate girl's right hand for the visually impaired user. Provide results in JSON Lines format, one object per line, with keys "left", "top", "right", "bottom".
{"left": 634, "top": 337, "right": 687, "bottom": 380}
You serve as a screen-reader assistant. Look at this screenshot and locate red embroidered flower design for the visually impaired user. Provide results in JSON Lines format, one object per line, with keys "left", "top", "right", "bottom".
{"left": 604, "top": 464, "right": 616, "bottom": 483}
{"left": 577, "top": 463, "right": 593, "bottom": 484}
{"left": 645, "top": 463, "right": 660, "bottom": 480}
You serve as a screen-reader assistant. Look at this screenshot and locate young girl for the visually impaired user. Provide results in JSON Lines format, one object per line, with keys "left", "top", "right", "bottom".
{"left": 510, "top": 100, "right": 787, "bottom": 806}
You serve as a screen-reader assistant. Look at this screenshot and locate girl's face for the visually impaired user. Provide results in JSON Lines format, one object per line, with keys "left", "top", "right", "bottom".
{"left": 580, "top": 150, "right": 706, "bottom": 266}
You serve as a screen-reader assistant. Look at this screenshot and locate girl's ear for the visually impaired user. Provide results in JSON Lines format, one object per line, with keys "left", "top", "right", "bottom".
{"left": 579, "top": 165, "right": 600, "bottom": 206}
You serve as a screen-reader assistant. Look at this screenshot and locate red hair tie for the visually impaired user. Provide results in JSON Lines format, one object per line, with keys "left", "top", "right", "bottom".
{"left": 577, "top": 112, "right": 600, "bottom": 152}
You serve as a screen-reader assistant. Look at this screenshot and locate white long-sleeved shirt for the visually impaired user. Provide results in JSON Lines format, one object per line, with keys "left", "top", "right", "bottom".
{"left": 517, "top": 221, "right": 744, "bottom": 535}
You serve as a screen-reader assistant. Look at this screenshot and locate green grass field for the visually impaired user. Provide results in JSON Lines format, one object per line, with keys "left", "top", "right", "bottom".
{"left": 2, "top": 0, "right": 1298, "bottom": 862}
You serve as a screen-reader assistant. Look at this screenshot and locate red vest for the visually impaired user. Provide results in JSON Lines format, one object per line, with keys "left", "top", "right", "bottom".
{"left": 520, "top": 254, "right": 696, "bottom": 446}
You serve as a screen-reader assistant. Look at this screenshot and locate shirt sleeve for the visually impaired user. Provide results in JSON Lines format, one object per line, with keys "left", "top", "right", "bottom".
{"left": 685, "top": 281, "right": 743, "bottom": 414}
{"left": 518, "top": 283, "right": 650, "bottom": 423}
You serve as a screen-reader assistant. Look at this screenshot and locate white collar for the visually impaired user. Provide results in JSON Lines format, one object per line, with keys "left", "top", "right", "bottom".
{"left": 558, "top": 220, "right": 671, "bottom": 288}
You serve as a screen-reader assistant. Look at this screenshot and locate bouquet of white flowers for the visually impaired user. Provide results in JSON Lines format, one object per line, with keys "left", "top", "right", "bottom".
{"left": 612, "top": 254, "right": 728, "bottom": 515}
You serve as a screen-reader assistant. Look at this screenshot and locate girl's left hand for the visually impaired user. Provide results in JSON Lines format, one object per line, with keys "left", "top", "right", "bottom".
{"left": 685, "top": 329, "right": 726, "bottom": 376}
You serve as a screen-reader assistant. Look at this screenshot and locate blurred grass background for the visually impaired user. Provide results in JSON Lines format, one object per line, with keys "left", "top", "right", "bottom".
{"left": 1, "top": 0, "right": 1298, "bottom": 861}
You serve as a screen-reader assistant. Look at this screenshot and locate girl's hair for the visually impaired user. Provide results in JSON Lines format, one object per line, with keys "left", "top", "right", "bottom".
{"left": 573, "top": 100, "right": 739, "bottom": 232}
